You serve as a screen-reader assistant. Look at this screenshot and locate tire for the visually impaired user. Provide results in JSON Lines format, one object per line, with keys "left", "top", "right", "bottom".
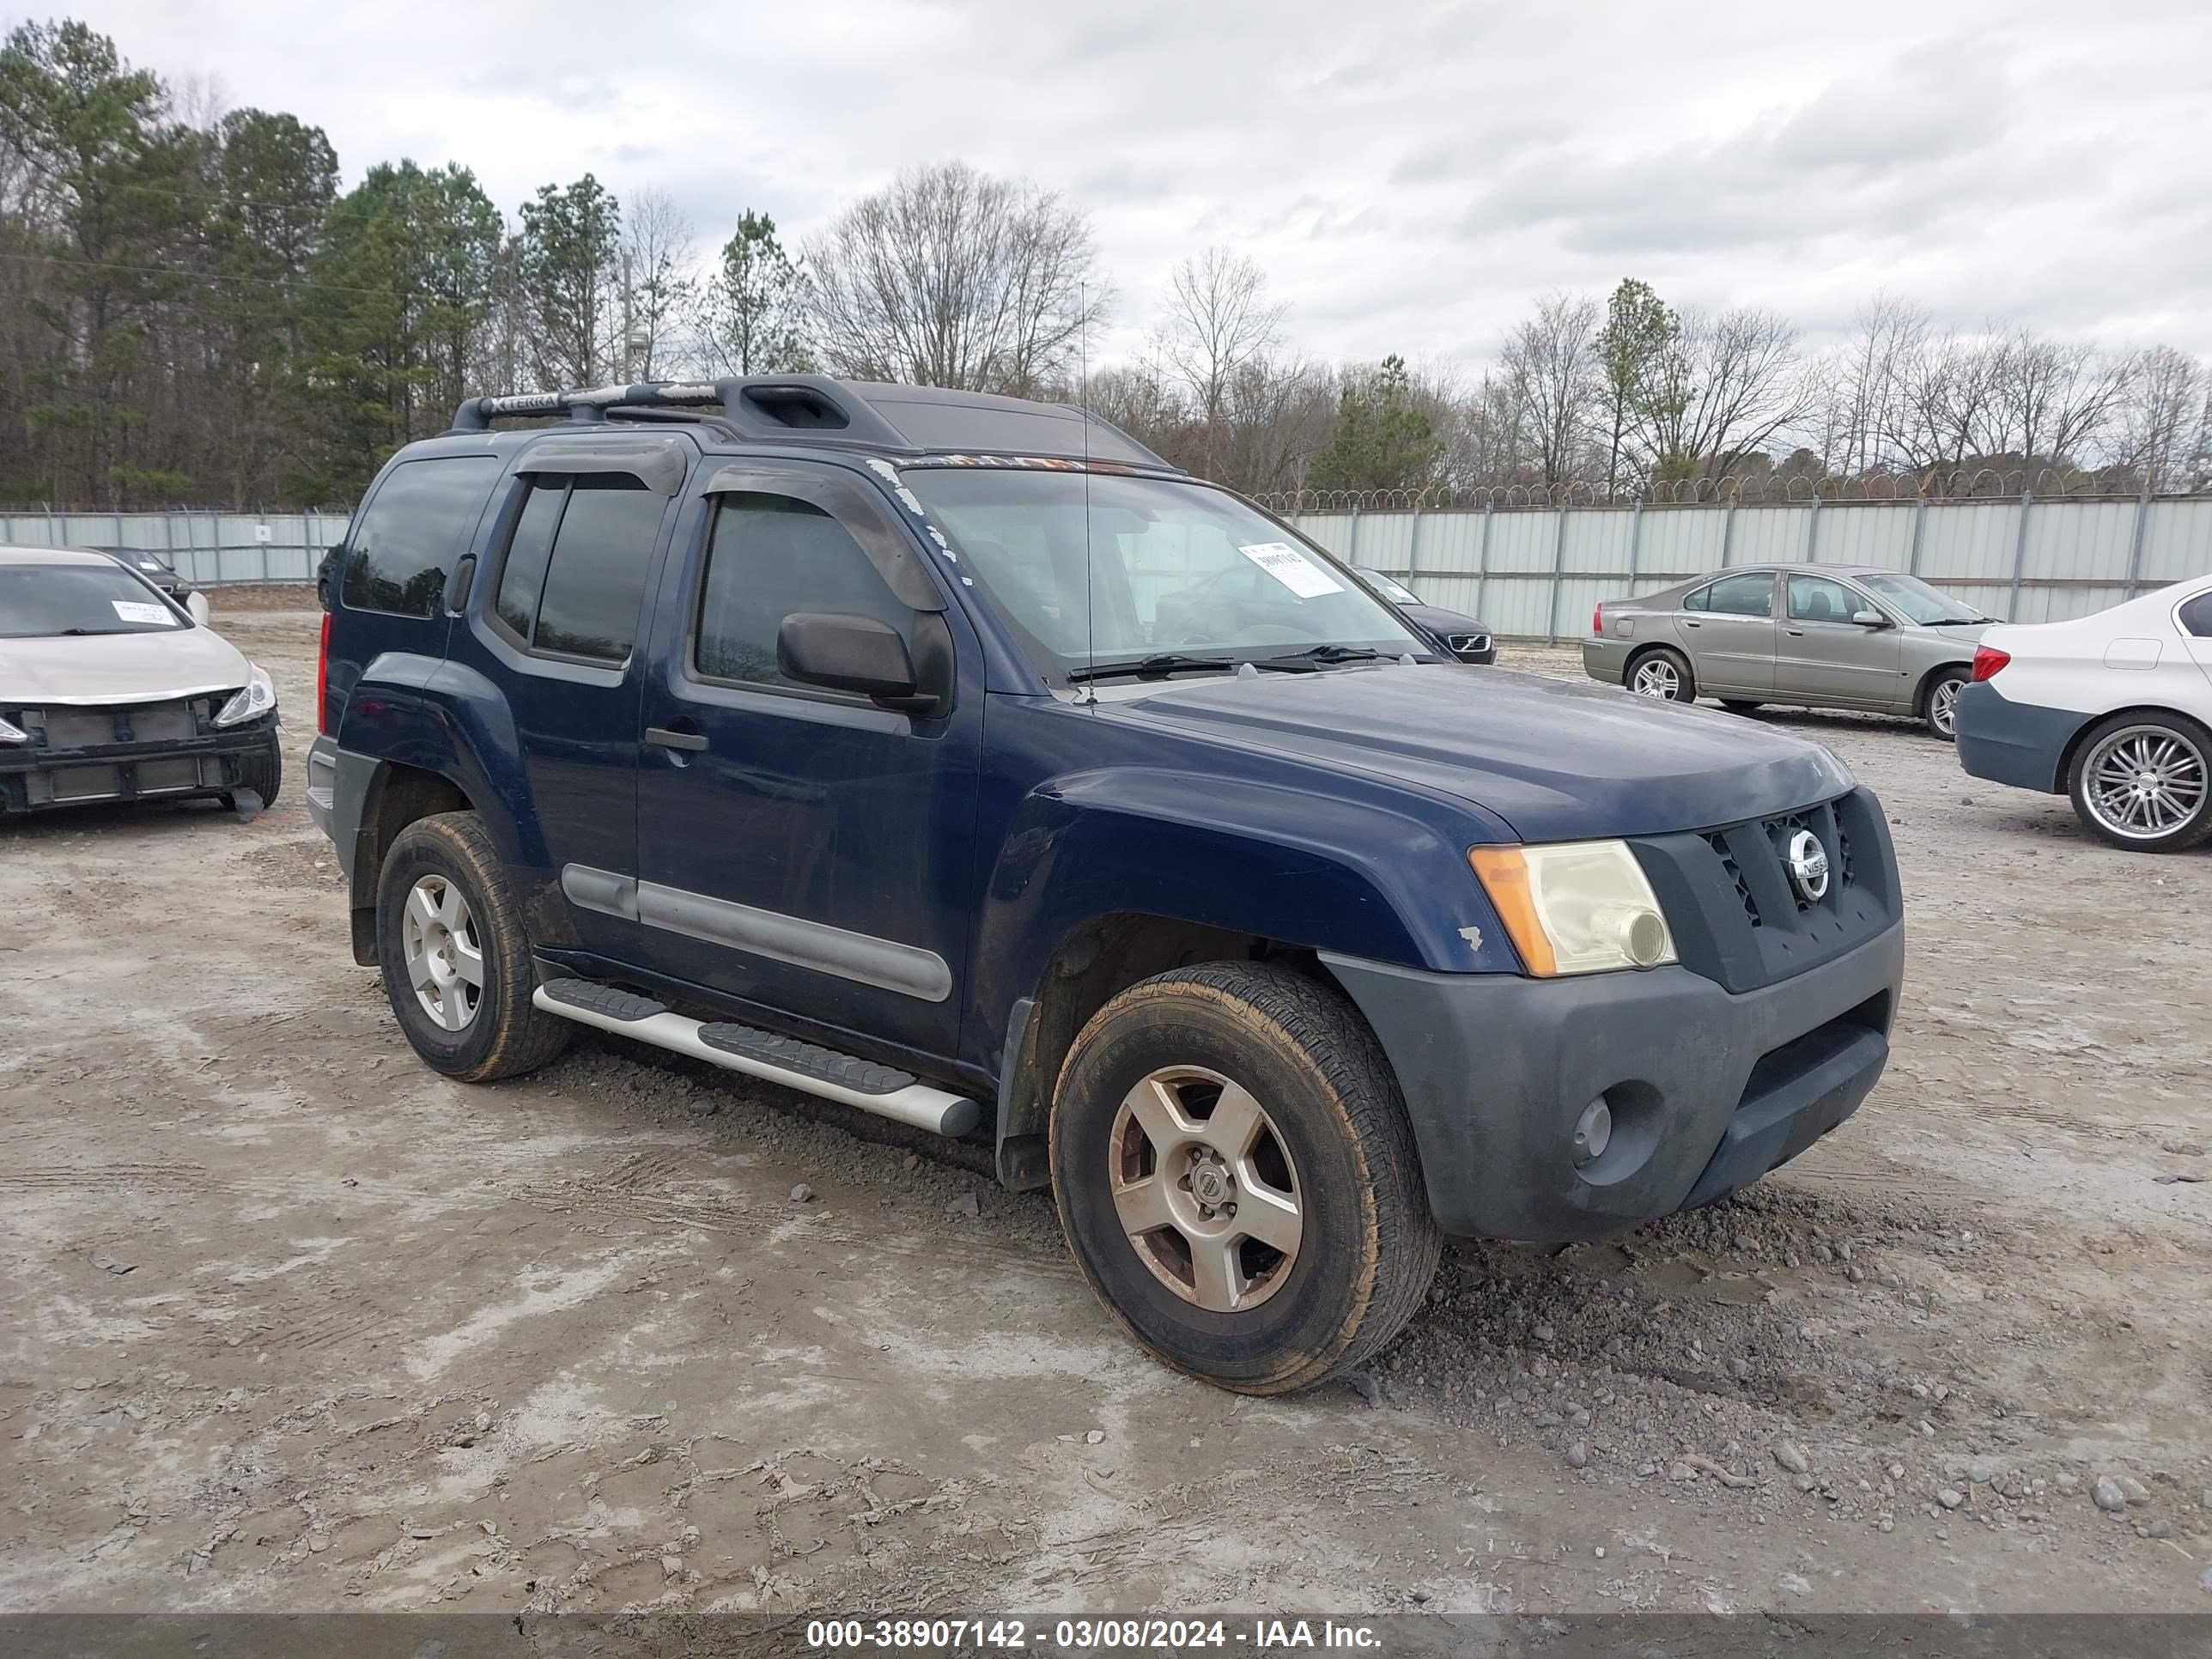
{"left": 1048, "top": 961, "right": 1442, "bottom": 1395}
{"left": 1923, "top": 668, "right": 1969, "bottom": 740}
{"left": 1627, "top": 647, "right": 1696, "bottom": 703}
{"left": 1719, "top": 700, "right": 1762, "bottom": 716}
{"left": 2065, "top": 712, "right": 2212, "bottom": 854}
{"left": 317, "top": 574, "right": 331, "bottom": 611}
{"left": 229, "top": 732, "right": 283, "bottom": 809}
{"left": 374, "top": 811, "right": 570, "bottom": 1081}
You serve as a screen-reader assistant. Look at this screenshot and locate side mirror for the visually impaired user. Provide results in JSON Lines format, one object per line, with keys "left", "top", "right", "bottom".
{"left": 1851, "top": 610, "right": 1890, "bottom": 629}
{"left": 778, "top": 611, "right": 933, "bottom": 710}
{"left": 185, "top": 591, "right": 212, "bottom": 625}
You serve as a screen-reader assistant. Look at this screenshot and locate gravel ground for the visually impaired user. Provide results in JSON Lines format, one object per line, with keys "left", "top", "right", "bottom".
{"left": 2, "top": 604, "right": 2208, "bottom": 1619}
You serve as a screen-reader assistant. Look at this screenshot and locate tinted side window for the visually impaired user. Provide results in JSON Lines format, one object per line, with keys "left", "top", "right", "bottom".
{"left": 696, "top": 493, "right": 912, "bottom": 690}
{"left": 342, "top": 458, "right": 497, "bottom": 618}
{"left": 1704, "top": 573, "right": 1775, "bottom": 617}
{"left": 494, "top": 478, "right": 564, "bottom": 640}
{"left": 490, "top": 475, "right": 666, "bottom": 664}
{"left": 1787, "top": 574, "right": 1862, "bottom": 623}
{"left": 2180, "top": 591, "right": 2212, "bottom": 638}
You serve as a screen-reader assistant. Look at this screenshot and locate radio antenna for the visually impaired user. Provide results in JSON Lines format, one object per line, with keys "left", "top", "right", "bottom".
{"left": 1078, "top": 280, "right": 1097, "bottom": 705}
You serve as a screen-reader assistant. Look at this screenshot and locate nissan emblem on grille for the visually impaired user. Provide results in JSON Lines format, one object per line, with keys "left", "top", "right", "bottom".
{"left": 1785, "top": 829, "right": 1831, "bottom": 902}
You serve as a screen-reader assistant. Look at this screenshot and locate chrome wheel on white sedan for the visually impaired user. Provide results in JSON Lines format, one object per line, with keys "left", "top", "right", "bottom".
{"left": 2068, "top": 716, "right": 2212, "bottom": 853}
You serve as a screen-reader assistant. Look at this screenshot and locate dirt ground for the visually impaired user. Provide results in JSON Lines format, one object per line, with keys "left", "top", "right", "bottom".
{"left": 3, "top": 599, "right": 2209, "bottom": 1620}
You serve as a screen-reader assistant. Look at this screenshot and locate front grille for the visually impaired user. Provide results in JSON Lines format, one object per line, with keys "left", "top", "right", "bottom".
{"left": 9, "top": 696, "right": 219, "bottom": 750}
{"left": 1447, "top": 633, "right": 1490, "bottom": 657}
{"left": 1634, "top": 787, "right": 1896, "bottom": 994}
{"left": 1703, "top": 831, "right": 1762, "bottom": 927}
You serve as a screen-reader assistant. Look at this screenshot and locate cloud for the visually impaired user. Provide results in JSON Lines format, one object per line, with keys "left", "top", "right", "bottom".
{"left": 57, "top": 0, "right": 2212, "bottom": 365}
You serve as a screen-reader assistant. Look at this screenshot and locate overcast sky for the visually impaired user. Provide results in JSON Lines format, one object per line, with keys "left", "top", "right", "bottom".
{"left": 46, "top": 0, "right": 2212, "bottom": 367}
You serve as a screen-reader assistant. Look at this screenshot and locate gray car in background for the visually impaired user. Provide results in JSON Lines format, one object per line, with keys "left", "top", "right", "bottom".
{"left": 1583, "top": 564, "right": 1995, "bottom": 738}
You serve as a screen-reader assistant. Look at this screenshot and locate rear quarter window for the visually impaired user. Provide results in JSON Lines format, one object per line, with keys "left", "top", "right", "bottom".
{"left": 341, "top": 457, "right": 499, "bottom": 618}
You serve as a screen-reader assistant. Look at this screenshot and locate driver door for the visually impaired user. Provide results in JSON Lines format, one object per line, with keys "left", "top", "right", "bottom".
{"left": 632, "top": 462, "right": 983, "bottom": 1058}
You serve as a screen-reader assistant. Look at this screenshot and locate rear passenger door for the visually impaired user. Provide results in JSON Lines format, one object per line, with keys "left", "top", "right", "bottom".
{"left": 632, "top": 461, "right": 982, "bottom": 1060}
{"left": 449, "top": 454, "right": 681, "bottom": 963}
{"left": 1678, "top": 571, "right": 1778, "bottom": 695}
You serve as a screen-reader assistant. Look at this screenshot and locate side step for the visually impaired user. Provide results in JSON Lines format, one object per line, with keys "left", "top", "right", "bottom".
{"left": 534, "top": 979, "right": 980, "bottom": 1137}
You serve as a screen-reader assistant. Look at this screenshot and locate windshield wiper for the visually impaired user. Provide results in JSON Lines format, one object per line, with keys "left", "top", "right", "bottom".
{"left": 1066, "top": 653, "right": 1235, "bottom": 684}
{"left": 1247, "top": 644, "right": 1387, "bottom": 673}
{"left": 1923, "top": 617, "right": 1989, "bottom": 626}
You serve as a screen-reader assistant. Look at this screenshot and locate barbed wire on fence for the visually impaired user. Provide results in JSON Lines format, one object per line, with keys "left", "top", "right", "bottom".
{"left": 1257, "top": 467, "right": 2209, "bottom": 515}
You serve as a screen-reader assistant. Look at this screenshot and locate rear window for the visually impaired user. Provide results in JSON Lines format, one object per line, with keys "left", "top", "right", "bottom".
{"left": 0, "top": 564, "right": 185, "bottom": 638}
{"left": 341, "top": 457, "right": 498, "bottom": 618}
{"left": 488, "top": 474, "right": 667, "bottom": 665}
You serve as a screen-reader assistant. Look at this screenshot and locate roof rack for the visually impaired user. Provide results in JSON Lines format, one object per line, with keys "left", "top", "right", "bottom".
{"left": 446, "top": 374, "right": 1176, "bottom": 471}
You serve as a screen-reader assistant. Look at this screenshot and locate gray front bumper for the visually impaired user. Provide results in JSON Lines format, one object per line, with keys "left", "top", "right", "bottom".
{"left": 1322, "top": 920, "right": 1905, "bottom": 1243}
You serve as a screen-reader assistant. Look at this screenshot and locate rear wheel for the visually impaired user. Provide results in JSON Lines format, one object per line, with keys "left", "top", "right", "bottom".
{"left": 2066, "top": 714, "right": 2212, "bottom": 853}
{"left": 1049, "top": 962, "right": 1441, "bottom": 1395}
{"left": 374, "top": 811, "right": 570, "bottom": 1080}
{"left": 1719, "top": 700, "right": 1762, "bottom": 716}
{"left": 1923, "top": 668, "right": 1969, "bottom": 739}
{"left": 1628, "top": 647, "right": 1696, "bottom": 703}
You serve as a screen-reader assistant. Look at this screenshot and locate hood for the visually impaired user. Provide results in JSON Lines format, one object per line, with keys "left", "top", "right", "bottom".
{"left": 1905, "top": 620, "right": 1990, "bottom": 647}
{"left": 1113, "top": 664, "right": 1855, "bottom": 842}
{"left": 0, "top": 624, "right": 251, "bottom": 706}
{"left": 1401, "top": 600, "right": 1489, "bottom": 635}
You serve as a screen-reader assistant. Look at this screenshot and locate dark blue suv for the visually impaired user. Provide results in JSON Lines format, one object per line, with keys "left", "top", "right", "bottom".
{"left": 307, "top": 376, "right": 1904, "bottom": 1393}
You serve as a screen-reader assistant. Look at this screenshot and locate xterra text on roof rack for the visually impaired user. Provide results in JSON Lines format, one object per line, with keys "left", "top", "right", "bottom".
{"left": 307, "top": 375, "right": 1905, "bottom": 1393}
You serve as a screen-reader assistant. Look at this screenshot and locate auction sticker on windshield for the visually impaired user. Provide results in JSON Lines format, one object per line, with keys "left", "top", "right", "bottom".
{"left": 1238, "top": 540, "right": 1345, "bottom": 599}
{"left": 111, "top": 600, "right": 176, "bottom": 626}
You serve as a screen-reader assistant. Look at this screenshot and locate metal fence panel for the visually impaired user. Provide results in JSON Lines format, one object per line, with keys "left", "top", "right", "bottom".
{"left": 1486, "top": 512, "right": 1556, "bottom": 574}
{"left": 1815, "top": 504, "right": 1917, "bottom": 570}
{"left": 7, "top": 500, "right": 2212, "bottom": 639}
{"left": 2140, "top": 501, "right": 2212, "bottom": 585}
{"left": 2021, "top": 498, "right": 2136, "bottom": 583}
{"left": 1918, "top": 501, "right": 2018, "bottom": 584}
{"left": 1636, "top": 508, "right": 1729, "bottom": 582}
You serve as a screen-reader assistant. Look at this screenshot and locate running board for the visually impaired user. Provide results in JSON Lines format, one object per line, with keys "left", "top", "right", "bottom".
{"left": 533, "top": 979, "right": 980, "bottom": 1137}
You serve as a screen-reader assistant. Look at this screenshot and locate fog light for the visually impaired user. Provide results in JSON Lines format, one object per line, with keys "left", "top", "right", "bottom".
{"left": 1572, "top": 1097, "right": 1613, "bottom": 1166}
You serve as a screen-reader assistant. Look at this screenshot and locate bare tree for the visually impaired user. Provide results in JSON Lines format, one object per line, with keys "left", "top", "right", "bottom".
{"left": 1637, "top": 307, "right": 1811, "bottom": 482}
{"left": 1983, "top": 329, "right": 2131, "bottom": 467}
{"left": 1153, "top": 246, "right": 1285, "bottom": 475}
{"left": 1498, "top": 293, "right": 1601, "bottom": 488}
{"left": 2110, "top": 345, "right": 2209, "bottom": 492}
{"left": 619, "top": 186, "right": 695, "bottom": 380}
{"left": 1814, "top": 294, "right": 1928, "bottom": 477}
{"left": 803, "top": 161, "right": 1108, "bottom": 395}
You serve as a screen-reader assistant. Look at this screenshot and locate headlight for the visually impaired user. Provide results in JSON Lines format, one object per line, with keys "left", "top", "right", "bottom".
{"left": 0, "top": 714, "right": 26, "bottom": 745}
{"left": 1468, "top": 839, "right": 1675, "bottom": 976}
{"left": 214, "top": 664, "right": 277, "bottom": 727}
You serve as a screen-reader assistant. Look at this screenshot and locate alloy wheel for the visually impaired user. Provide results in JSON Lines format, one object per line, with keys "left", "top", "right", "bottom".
{"left": 1108, "top": 1066, "right": 1303, "bottom": 1313}
{"left": 401, "top": 873, "right": 484, "bottom": 1031}
{"left": 2081, "top": 725, "right": 2208, "bottom": 842}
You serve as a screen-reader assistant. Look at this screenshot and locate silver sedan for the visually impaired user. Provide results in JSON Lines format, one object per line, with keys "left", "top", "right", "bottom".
{"left": 1583, "top": 564, "right": 1994, "bottom": 738}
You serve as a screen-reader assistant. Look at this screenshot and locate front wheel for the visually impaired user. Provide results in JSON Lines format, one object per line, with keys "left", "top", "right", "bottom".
{"left": 2066, "top": 714, "right": 2212, "bottom": 853}
{"left": 1049, "top": 962, "right": 1441, "bottom": 1395}
{"left": 1629, "top": 647, "right": 1696, "bottom": 703}
{"left": 374, "top": 811, "right": 570, "bottom": 1080}
{"left": 1923, "top": 668, "right": 1969, "bottom": 739}
{"left": 228, "top": 732, "right": 283, "bottom": 809}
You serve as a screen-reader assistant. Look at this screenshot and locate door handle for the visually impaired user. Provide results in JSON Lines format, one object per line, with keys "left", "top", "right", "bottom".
{"left": 645, "top": 726, "right": 708, "bottom": 752}
{"left": 1785, "top": 628, "right": 1806, "bottom": 636}
{"left": 1682, "top": 619, "right": 1703, "bottom": 629}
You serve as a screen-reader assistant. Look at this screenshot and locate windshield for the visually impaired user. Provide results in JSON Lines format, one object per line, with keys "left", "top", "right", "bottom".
{"left": 1857, "top": 573, "right": 1987, "bottom": 625}
{"left": 1357, "top": 567, "right": 1423, "bottom": 606}
{"left": 0, "top": 564, "right": 188, "bottom": 639}
{"left": 901, "top": 467, "right": 1425, "bottom": 682}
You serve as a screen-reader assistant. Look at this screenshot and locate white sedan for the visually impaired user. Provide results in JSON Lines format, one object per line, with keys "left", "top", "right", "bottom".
{"left": 1, "top": 545, "right": 281, "bottom": 815}
{"left": 1954, "top": 573, "right": 2212, "bottom": 852}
